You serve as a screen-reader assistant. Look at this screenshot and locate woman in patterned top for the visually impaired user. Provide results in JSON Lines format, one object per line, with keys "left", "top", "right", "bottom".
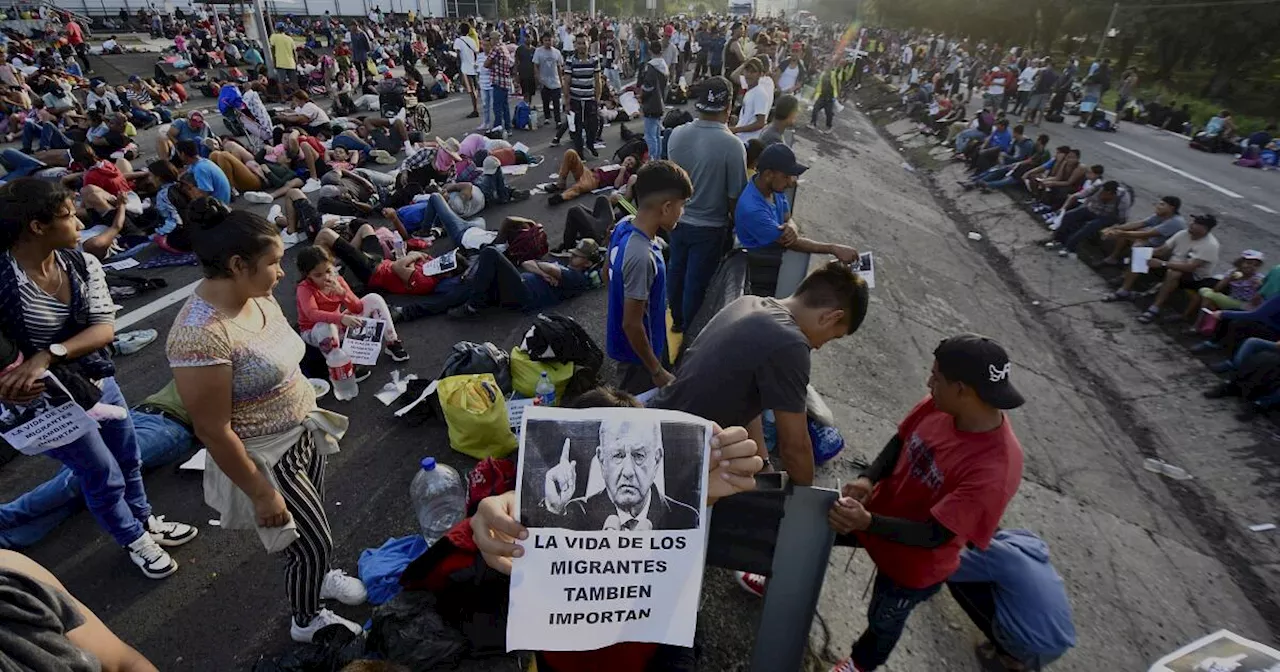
{"left": 166, "top": 197, "right": 367, "bottom": 643}
{"left": 0, "top": 178, "right": 198, "bottom": 580}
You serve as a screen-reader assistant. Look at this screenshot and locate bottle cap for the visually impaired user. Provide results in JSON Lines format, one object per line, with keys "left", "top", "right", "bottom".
{"left": 420, "top": 457, "right": 436, "bottom": 471}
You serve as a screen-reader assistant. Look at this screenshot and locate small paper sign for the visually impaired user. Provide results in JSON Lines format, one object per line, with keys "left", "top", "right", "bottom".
{"left": 1131, "top": 246, "right": 1154, "bottom": 273}
{"left": 854, "top": 251, "right": 875, "bottom": 289}
{"left": 342, "top": 318, "right": 387, "bottom": 366}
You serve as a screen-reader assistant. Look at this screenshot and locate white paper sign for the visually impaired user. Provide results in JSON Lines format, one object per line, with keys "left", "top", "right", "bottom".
{"left": 341, "top": 318, "right": 387, "bottom": 366}
{"left": 507, "top": 397, "right": 534, "bottom": 430}
{"left": 855, "top": 251, "right": 876, "bottom": 289}
{"left": 103, "top": 257, "right": 140, "bottom": 271}
{"left": 0, "top": 373, "right": 96, "bottom": 455}
{"left": 508, "top": 406, "right": 711, "bottom": 652}
{"left": 420, "top": 249, "right": 459, "bottom": 277}
{"left": 1148, "top": 629, "right": 1280, "bottom": 672}
{"left": 567, "top": 111, "right": 576, "bottom": 132}
{"left": 619, "top": 91, "right": 641, "bottom": 117}
{"left": 1131, "top": 246, "right": 1154, "bottom": 273}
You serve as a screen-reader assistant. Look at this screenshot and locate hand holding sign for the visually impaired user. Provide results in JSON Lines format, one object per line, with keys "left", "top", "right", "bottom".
{"left": 543, "top": 438, "right": 576, "bottom": 514}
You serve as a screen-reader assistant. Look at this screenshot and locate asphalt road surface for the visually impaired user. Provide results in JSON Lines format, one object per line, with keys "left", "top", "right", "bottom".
{"left": 3, "top": 79, "right": 1279, "bottom": 672}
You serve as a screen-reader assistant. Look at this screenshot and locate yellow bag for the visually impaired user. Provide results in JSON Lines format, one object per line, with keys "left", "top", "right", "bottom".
{"left": 437, "top": 374, "right": 517, "bottom": 459}
{"left": 510, "top": 347, "right": 574, "bottom": 404}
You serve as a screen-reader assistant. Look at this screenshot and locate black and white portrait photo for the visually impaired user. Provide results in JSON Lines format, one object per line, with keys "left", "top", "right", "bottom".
{"left": 0, "top": 382, "right": 70, "bottom": 434}
{"left": 347, "top": 318, "right": 385, "bottom": 343}
{"left": 518, "top": 409, "right": 707, "bottom": 532}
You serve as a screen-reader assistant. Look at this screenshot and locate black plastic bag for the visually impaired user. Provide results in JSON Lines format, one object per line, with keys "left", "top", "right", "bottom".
{"left": 250, "top": 624, "right": 366, "bottom": 672}
{"left": 518, "top": 314, "right": 603, "bottom": 400}
{"left": 438, "top": 341, "right": 511, "bottom": 393}
{"left": 366, "top": 591, "right": 467, "bottom": 669}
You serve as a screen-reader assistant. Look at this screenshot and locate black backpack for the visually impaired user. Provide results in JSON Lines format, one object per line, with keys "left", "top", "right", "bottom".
{"left": 518, "top": 314, "right": 603, "bottom": 399}
{"left": 662, "top": 108, "right": 693, "bottom": 129}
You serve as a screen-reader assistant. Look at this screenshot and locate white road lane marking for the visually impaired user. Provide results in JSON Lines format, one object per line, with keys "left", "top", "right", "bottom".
{"left": 115, "top": 279, "right": 200, "bottom": 330}
{"left": 1103, "top": 141, "right": 1244, "bottom": 199}
{"left": 1255, "top": 204, "right": 1279, "bottom": 214}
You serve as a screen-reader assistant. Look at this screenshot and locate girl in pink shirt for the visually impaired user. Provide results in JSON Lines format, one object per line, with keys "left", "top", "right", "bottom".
{"left": 295, "top": 246, "right": 409, "bottom": 362}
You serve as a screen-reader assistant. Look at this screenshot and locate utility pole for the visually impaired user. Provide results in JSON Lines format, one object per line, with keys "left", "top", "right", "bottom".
{"left": 1094, "top": 2, "right": 1119, "bottom": 61}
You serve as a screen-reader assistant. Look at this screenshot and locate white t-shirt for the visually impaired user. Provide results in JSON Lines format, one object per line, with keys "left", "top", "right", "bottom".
{"left": 296, "top": 101, "right": 330, "bottom": 125}
{"left": 449, "top": 188, "right": 485, "bottom": 218}
{"left": 777, "top": 64, "right": 800, "bottom": 93}
{"left": 454, "top": 35, "right": 478, "bottom": 75}
{"left": 1017, "top": 66, "right": 1038, "bottom": 92}
{"left": 1166, "top": 230, "right": 1220, "bottom": 279}
{"left": 559, "top": 25, "right": 574, "bottom": 51}
{"left": 987, "top": 72, "right": 1005, "bottom": 96}
{"left": 736, "top": 84, "right": 771, "bottom": 142}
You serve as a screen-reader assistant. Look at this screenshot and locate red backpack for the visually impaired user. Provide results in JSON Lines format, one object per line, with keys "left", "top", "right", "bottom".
{"left": 504, "top": 221, "right": 548, "bottom": 263}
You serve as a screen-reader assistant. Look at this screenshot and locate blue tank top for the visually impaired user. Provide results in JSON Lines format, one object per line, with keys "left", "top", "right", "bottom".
{"left": 605, "top": 218, "right": 666, "bottom": 365}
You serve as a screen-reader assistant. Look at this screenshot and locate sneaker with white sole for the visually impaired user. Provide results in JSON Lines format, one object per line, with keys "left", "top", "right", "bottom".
{"left": 301, "top": 178, "right": 322, "bottom": 193}
{"left": 114, "top": 329, "right": 159, "bottom": 356}
{"left": 127, "top": 533, "right": 178, "bottom": 579}
{"left": 146, "top": 515, "right": 198, "bottom": 547}
{"left": 243, "top": 191, "right": 274, "bottom": 204}
{"left": 290, "top": 608, "right": 362, "bottom": 643}
{"left": 268, "top": 204, "right": 284, "bottom": 225}
{"left": 384, "top": 341, "right": 410, "bottom": 362}
{"left": 734, "top": 570, "right": 766, "bottom": 598}
{"left": 319, "top": 569, "right": 368, "bottom": 606}
{"left": 280, "top": 230, "right": 305, "bottom": 246}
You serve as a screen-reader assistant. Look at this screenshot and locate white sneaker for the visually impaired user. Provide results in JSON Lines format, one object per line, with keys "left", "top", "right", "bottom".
{"left": 301, "top": 178, "right": 322, "bottom": 193}
{"left": 268, "top": 204, "right": 284, "bottom": 225}
{"left": 290, "top": 608, "right": 362, "bottom": 643}
{"left": 114, "top": 329, "right": 159, "bottom": 356}
{"left": 280, "top": 231, "right": 305, "bottom": 247}
{"left": 319, "top": 569, "right": 368, "bottom": 605}
{"left": 127, "top": 533, "right": 178, "bottom": 579}
{"left": 243, "top": 191, "right": 274, "bottom": 204}
{"left": 146, "top": 514, "right": 198, "bottom": 547}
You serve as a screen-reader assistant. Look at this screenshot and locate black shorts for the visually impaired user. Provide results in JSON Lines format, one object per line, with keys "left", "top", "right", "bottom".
{"left": 292, "top": 197, "right": 323, "bottom": 237}
{"left": 318, "top": 195, "right": 364, "bottom": 217}
{"left": 1178, "top": 274, "right": 1217, "bottom": 291}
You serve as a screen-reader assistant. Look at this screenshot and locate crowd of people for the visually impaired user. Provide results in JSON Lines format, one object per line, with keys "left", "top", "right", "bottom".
{"left": 0, "top": 8, "right": 1096, "bottom": 672}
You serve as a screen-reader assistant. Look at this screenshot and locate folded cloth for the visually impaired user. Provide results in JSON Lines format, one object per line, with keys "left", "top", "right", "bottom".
{"left": 137, "top": 251, "right": 198, "bottom": 269}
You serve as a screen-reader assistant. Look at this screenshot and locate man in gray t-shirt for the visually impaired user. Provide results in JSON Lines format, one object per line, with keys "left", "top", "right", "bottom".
{"left": 653, "top": 262, "right": 870, "bottom": 487}
{"left": 665, "top": 76, "right": 749, "bottom": 332}
{"left": 1099, "top": 195, "right": 1185, "bottom": 266}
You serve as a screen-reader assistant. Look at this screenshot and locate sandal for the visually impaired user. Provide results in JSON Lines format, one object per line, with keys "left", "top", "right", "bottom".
{"left": 1101, "top": 292, "right": 1130, "bottom": 303}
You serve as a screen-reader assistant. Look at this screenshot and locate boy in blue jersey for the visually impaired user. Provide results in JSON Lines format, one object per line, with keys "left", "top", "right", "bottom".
{"left": 605, "top": 160, "right": 693, "bottom": 395}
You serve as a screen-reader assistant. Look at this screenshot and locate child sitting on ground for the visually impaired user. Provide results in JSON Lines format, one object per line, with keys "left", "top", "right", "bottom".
{"left": 295, "top": 245, "right": 411, "bottom": 363}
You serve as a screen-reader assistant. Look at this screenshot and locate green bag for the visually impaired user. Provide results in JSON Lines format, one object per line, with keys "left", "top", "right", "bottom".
{"left": 437, "top": 373, "right": 517, "bottom": 459}
{"left": 510, "top": 347, "right": 574, "bottom": 403}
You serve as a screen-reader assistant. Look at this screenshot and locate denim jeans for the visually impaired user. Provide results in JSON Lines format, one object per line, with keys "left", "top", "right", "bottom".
{"left": 23, "top": 120, "right": 74, "bottom": 152}
{"left": 667, "top": 224, "right": 726, "bottom": 331}
{"left": 492, "top": 86, "right": 511, "bottom": 131}
{"left": 0, "top": 149, "right": 47, "bottom": 182}
{"left": 849, "top": 573, "right": 943, "bottom": 670}
{"left": 475, "top": 170, "right": 511, "bottom": 204}
{"left": 481, "top": 88, "right": 493, "bottom": 129}
{"left": 332, "top": 134, "right": 373, "bottom": 153}
{"left": 569, "top": 99, "right": 599, "bottom": 155}
{"left": 465, "top": 246, "right": 534, "bottom": 310}
{"left": 1054, "top": 207, "right": 1117, "bottom": 252}
{"left": 42, "top": 378, "right": 152, "bottom": 546}
{"left": 643, "top": 116, "right": 663, "bottom": 160}
{"left": 954, "top": 128, "right": 984, "bottom": 154}
{"left": 1231, "top": 338, "right": 1279, "bottom": 371}
{"left": 398, "top": 193, "right": 478, "bottom": 240}
{"left": 0, "top": 410, "right": 193, "bottom": 549}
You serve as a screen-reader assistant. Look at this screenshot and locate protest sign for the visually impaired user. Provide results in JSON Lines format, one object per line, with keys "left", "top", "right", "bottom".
{"left": 1131, "top": 247, "right": 1154, "bottom": 273}
{"left": 508, "top": 406, "right": 711, "bottom": 652}
{"left": 0, "top": 373, "right": 96, "bottom": 455}
{"left": 855, "top": 251, "right": 875, "bottom": 288}
{"left": 421, "top": 249, "right": 459, "bottom": 277}
{"left": 1149, "top": 630, "right": 1280, "bottom": 672}
{"left": 342, "top": 318, "right": 387, "bottom": 366}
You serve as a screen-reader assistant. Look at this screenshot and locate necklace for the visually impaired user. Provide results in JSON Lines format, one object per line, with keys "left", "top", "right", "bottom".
{"left": 29, "top": 261, "right": 64, "bottom": 297}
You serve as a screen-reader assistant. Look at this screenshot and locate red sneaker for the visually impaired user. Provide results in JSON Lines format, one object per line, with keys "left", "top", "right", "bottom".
{"left": 734, "top": 570, "right": 767, "bottom": 598}
{"left": 405, "top": 238, "right": 429, "bottom": 252}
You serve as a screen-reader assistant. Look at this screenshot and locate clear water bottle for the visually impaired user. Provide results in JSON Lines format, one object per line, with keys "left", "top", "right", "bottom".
{"left": 534, "top": 371, "right": 556, "bottom": 407}
{"left": 325, "top": 348, "right": 358, "bottom": 401}
{"left": 409, "top": 457, "right": 464, "bottom": 547}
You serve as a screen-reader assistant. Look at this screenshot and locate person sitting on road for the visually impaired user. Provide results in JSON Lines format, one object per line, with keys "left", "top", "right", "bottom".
{"left": 448, "top": 238, "right": 604, "bottom": 319}
{"left": 946, "top": 529, "right": 1077, "bottom": 671}
{"left": 1094, "top": 195, "right": 1185, "bottom": 267}
{"left": 295, "top": 244, "right": 410, "bottom": 362}
{"left": 174, "top": 139, "right": 233, "bottom": 205}
{"left": 1191, "top": 109, "right": 1237, "bottom": 153}
{"left": 1046, "top": 180, "right": 1131, "bottom": 258}
{"left": 735, "top": 144, "right": 858, "bottom": 296}
{"left": 1184, "top": 250, "right": 1266, "bottom": 323}
{"left": 276, "top": 89, "right": 332, "bottom": 136}
{"left": 156, "top": 110, "right": 213, "bottom": 161}
{"left": 960, "top": 118, "right": 1011, "bottom": 170}
{"left": 1033, "top": 164, "right": 1104, "bottom": 227}
{"left": 1028, "top": 148, "right": 1084, "bottom": 210}
{"left": 1202, "top": 336, "right": 1280, "bottom": 421}
{"left": 963, "top": 133, "right": 1050, "bottom": 193}
{"left": 1104, "top": 214, "right": 1221, "bottom": 324}
{"left": 970, "top": 122, "right": 1031, "bottom": 175}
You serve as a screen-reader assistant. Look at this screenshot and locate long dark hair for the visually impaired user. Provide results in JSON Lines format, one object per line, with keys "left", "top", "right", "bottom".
{"left": 186, "top": 196, "right": 279, "bottom": 279}
{"left": 0, "top": 178, "right": 73, "bottom": 252}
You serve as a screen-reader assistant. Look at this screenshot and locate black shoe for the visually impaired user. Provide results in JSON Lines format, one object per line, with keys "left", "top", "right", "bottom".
{"left": 511, "top": 189, "right": 530, "bottom": 201}
{"left": 466, "top": 110, "right": 479, "bottom": 119}
{"left": 588, "top": 146, "right": 599, "bottom": 158}
{"left": 1203, "top": 382, "right": 1240, "bottom": 399}
{"left": 550, "top": 138, "right": 561, "bottom": 146}
{"left": 447, "top": 304, "right": 481, "bottom": 319}
{"left": 384, "top": 341, "right": 410, "bottom": 362}
{"left": 547, "top": 193, "right": 565, "bottom": 206}
{"left": 353, "top": 366, "right": 373, "bottom": 383}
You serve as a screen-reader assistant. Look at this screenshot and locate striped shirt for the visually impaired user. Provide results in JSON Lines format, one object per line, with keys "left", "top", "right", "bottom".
{"left": 9, "top": 252, "right": 114, "bottom": 351}
{"left": 564, "top": 53, "right": 600, "bottom": 101}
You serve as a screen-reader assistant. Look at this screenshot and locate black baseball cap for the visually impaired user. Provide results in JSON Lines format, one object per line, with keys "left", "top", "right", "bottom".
{"left": 694, "top": 76, "right": 733, "bottom": 113}
{"left": 933, "top": 334, "right": 1025, "bottom": 410}
{"left": 757, "top": 144, "right": 809, "bottom": 176}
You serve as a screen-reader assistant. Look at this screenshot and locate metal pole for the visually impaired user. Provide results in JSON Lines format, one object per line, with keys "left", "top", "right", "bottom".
{"left": 1094, "top": 2, "right": 1119, "bottom": 61}
{"left": 249, "top": 0, "right": 274, "bottom": 71}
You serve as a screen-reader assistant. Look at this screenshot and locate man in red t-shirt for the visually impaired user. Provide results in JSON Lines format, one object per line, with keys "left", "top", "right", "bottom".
{"left": 827, "top": 334, "right": 1026, "bottom": 672}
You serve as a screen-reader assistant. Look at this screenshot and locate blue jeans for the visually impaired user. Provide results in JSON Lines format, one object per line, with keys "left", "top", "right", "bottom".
{"left": 0, "top": 149, "right": 47, "bottom": 182}
{"left": 398, "top": 193, "right": 477, "bottom": 240}
{"left": 43, "top": 378, "right": 151, "bottom": 546}
{"left": 23, "top": 121, "right": 73, "bottom": 152}
{"left": 954, "top": 128, "right": 984, "bottom": 154}
{"left": 332, "top": 134, "right": 373, "bottom": 153}
{"left": 492, "top": 86, "right": 511, "bottom": 131}
{"left": 481, "top": 88, "right": 493, "bottom": 129}
{"left": 850, "top": 573, "right": 943, "bottom": 670}
{"left": 0, "top": 410, "right": 193, "bottom": 549}
{"left": 667, "top": 224, "right": 726, "bottom": 331}
{"left": 643, "top": 116, "right": 663, "bottom": 160}
{"left": 1231, "top": 338, "right": 1278, "bottom": 371}
{"left": 1053, "top": 206, "right": 1117, "bottom": 252}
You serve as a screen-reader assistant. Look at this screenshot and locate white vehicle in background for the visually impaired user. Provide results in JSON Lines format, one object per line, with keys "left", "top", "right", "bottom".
{"left": 792, "top": 10, "right": 819, "bottom": 29}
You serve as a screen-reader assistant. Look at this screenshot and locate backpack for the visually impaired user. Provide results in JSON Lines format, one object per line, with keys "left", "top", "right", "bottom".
{"left": 512, "top": 99, "right": 531, "bottom": 130}
{"left": 505, "top": 221, "right": 548, "bottom": 263}
{"left": 614, "top": 135, "right": 648, "bottom": 163}
{"left": 518, "top": 313, "right": 604, "bottom": 400}
{"left": 438, "top": 341, "right": 511, "bottom": 393}
{"left": 1044, "top": 112, "right": 1064, "bottom": 123}
{"left": 662, "top": 108, "right": 692, "bottom": 129}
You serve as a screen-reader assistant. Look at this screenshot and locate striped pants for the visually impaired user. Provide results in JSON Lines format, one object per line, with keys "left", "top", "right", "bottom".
{"left": 271, "top": 432, "right": 332, "bottom": 626}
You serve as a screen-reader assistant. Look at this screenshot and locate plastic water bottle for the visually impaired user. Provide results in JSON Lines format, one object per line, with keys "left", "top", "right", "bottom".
{"left": 325, "top": 348, "right": 359, "bottom": 401}
{"left": 409, "top": 457, "right": 465, "bottom": 546}
{"left": 534, "top": 371, "right": 556, "bottom": 407}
